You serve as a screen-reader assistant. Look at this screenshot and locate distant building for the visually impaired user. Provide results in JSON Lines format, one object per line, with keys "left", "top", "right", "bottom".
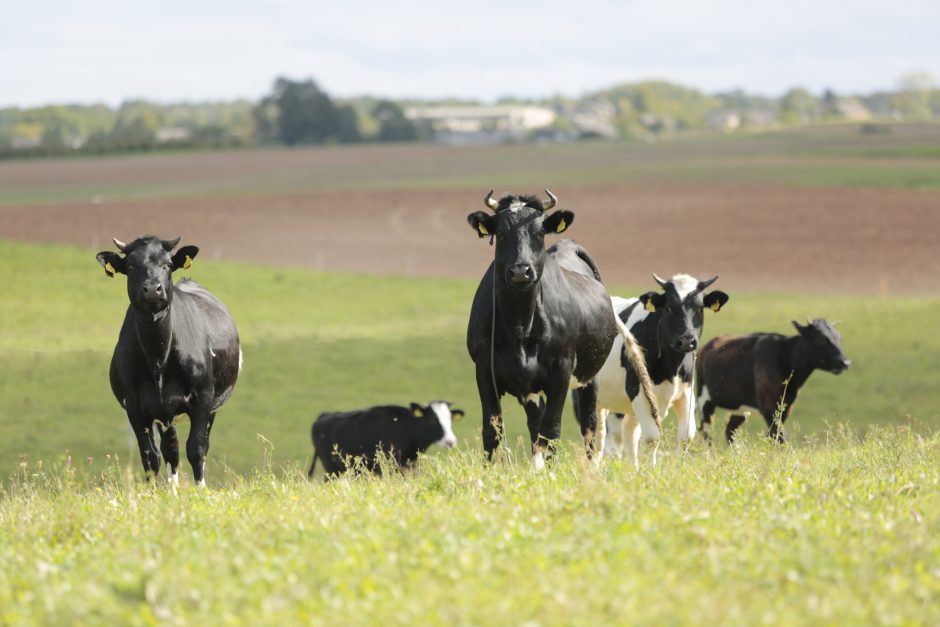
{"left": 835, "top": 98, "right": 872, "bottom": 121}
{"left": 404, "top": 105, "right": 556, "bottom": 144}
{"left": 156, "top": 127, "right": 192, "bottom": 143}
{"left": 705, "top": 110, "right": 741, "bottom": 132}
{"left": 570, "top": 99, "right": 618, "bottom": 139}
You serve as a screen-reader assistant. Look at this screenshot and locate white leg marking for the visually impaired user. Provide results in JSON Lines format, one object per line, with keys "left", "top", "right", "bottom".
{"left": 674, "top": 384, "right": 695, "bottom": 445}
{"left": 532, "top": 449, "right": 546, "bottom": 472}
{"left": 593, "top": 408, "right": 609, "bottom": 465}
{"left": 623, "top": 415, "right": 641, "bottom": 471}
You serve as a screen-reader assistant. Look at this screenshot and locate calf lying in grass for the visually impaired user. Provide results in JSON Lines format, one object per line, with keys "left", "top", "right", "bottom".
{"left": 309, "top": 401, "right": 462, "bottom": 478}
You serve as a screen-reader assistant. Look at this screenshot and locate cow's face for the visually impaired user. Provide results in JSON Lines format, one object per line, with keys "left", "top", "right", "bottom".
{"left": 411, "top": 401, "right": 463, "bottom": 448}
{"left": 793, "top": 319, "right": 851, "bottom": 374}
{"left": 96, "top": 236, "right": 199, "bottom": 316}
{"left": 467, "top": 190, "right": 573, "bottom": 290}
{"left": 639, "top": 274, "right": 729, "bottom": 353}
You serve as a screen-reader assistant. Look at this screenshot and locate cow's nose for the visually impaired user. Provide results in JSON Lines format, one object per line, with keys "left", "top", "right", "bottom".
{"left": 841, "top": 358, "right": 851, "bottom": 369}
{"left": 444, "top": 437, "right": 458, "bottom": 448}
{"left": 675, "top": 336, "right": 697, "bottom": 352}
{"left": 508, "top": 264, "right": 535, "bottom": 284}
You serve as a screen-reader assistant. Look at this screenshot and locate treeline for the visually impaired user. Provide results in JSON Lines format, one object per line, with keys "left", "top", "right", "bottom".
{"left": 2, "top": 73, "right": 939, "bottom": 158}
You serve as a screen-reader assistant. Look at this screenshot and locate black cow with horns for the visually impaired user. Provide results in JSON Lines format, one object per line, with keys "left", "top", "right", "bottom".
{"left": 466, "top": 189, "right": 658, "bottom": 468}
{"left": 96, "top": 235, "right": 242, "bottom": 487}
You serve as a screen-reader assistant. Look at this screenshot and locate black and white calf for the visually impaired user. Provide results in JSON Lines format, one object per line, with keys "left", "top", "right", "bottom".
{"left": 96, "top": 236, "right": 241, "bottom": 486}
{"left": 578, "top": 274, "right": 729, "bottom": 468}
{"left": 308, "top": 401, "right": 462, "bottom": 477}
{"left": 697, "top": 319, "right": 851, "bottom": 443}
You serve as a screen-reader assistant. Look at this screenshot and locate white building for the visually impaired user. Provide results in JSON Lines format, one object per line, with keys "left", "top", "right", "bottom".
{"left": 404, "top": 105, "right": 556, "bottom": 143}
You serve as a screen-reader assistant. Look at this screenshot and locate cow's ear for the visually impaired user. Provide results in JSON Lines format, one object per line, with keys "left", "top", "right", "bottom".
{"left": 792, "top": 320, "right": 805, "bottom": 333}
{"left": 409, "top": 402, "right": 424, "bottom": 418}
{"left": 171, "top": 245, "right": 199, "bottom": 271}
{"left": 543, "top": 210, "right": 574, "bottom": 234}
{"left": 639, "top": 291, "right": 665, "bottom": 313}
{"left": 467, "top": 211, "right": 496, "bottom": 238}
{"left": 703, "top": 291, "right": 729, "bottom": 313}
{"left": 96, "top": 252, "right": 125, "bottom": 278}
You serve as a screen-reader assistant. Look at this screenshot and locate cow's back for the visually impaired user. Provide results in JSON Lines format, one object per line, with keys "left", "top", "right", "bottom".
{"left": 313, "top": 406, "right": 412, "bottom": 471}
{"left": 698, "top": 333, "right": 779, "bottom": 409}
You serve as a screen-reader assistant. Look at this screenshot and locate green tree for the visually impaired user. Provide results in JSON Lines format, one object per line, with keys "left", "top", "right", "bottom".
{"left": 780, "top": 87, "right": 818, "bottom": 124}
{"left": 260, "top": 77, "right": 360, "bottom": 145}
{"left": 372, "top": 100, "right": 417, "bottom": 142}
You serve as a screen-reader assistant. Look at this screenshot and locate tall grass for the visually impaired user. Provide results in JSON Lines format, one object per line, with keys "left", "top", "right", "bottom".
{"left": 1, "top": 429, "right": 937, "bottom": 624}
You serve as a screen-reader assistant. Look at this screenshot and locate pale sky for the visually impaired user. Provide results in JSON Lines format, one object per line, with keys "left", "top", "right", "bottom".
{"left": 2, "top": 0, "right": 938, "bottom": 107}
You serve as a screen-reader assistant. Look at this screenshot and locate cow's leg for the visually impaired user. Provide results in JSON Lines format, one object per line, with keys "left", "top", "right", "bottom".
{"left": 622, "top": 414, "right": 642, "bottom": 470}
{"left": 629, "top": 391, "right": 662, "bottom": 468}
{"left": 605, "top": 413, "right": 624, "bottom": 459}
{"left": 532, "top": 369, "right": 572, "bottom": 470}
{"left": 572, "top": 380, "right": 601, "bottom": 458}
{"left": 523, "top": 394, "right": 545, "bottom": 451}
{"left": 475, "top": 363, "right": 504, "bottom": 460}
{"left": 673, "top": 384, "right": 696, "bottom": 448}
{"left": 156, "top": 422, "right": 180, "bottom": 486}
{"left": 593, "top": 408, "right": 610, "bottom": 464}
{"left": 186, "top": 409, "right": 214, "bottom": 487}
{"left": 725, "top": 414, "right": 746, "bottom": 443}
{"left": 699, "top": 399, "right": 717, "bottom": 446}
{"left": 129, "top": 413, "right": 161, "bottom": 479}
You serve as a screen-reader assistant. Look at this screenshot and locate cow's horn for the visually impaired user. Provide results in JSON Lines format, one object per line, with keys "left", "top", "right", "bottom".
{"left": 541, "top": 189, "right": 557, "bottom": 211}
{"left": 652, "top": 273, "right": 669, "bottom": 288}
{"left": 112, "top": 238, "right": 127, "bottom": 252}
{"left": 484, "top": 189, "right": 499, "bottom": 211}
{"left": 698, "top": 275, "right": 719, "bottom": 290}
{"left": 162, "top": 236, "right": 181, "bottom": 251}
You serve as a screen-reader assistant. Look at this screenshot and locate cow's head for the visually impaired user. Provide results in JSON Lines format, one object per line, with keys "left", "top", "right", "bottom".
{"left": 96, "top": 236, "right": 199, "bottom": 316}
{"left": 410, "top": 401, "right": 463, "bottom": 448}
{"left": 792, "top": 319, "right": 851, "bottom": 374}
{"left": 639, "top": 274, "right": 729, "bottom": 353}
{"left": 467, "top": 189, "right": 573, "bottom": 290}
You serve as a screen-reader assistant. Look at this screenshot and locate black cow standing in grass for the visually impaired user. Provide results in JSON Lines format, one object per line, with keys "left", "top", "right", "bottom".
{"left": 697, "top": 319, "right": 851, "bottom": 444}
{"left": 308, "top": 401, "right": 462, "bottom": 478}
{"left": 96, "top": 236, "right": 241, "bottom": 486}
{"left": 466, "top": 190, "right": 658, "bottom": 468}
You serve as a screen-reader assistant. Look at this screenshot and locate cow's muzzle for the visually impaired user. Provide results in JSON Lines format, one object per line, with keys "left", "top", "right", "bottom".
{"left": 137, "top": 283, "right": 168, "bottom": 311}
{"left": 672, "top": 336, "right": 698, "bottom": 353}
{"left": 507, "top": 264, "right": 536, "bottom": 286}
{"left": 831, "top": 358, "right": 851, "bottom": 374}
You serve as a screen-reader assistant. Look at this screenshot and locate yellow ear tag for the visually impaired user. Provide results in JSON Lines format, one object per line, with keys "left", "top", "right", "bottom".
{"left": 413, "top": 408, "right": 422, "bottom": 418}
{"left": 645, "top": 300, "right": 656, "bottom": 313}
{"left": 556, "top": 218, "right": 566, "bottom": 232}
{"left": 105, "top": 262, "right": 115, "bottom": 276}
{"left": 183, "top": 255, "right": 192, "bottom": 270}
{"left": 710, "top": 301, "right": 721, "bottom": 312}
{"left": 478, "top": 224, "right": 489, "bottom": 236}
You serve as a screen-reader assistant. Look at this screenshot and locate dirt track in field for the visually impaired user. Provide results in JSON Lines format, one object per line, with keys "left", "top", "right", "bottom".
{"left": 2, "top": 175, "right": 939, "bottom": 296}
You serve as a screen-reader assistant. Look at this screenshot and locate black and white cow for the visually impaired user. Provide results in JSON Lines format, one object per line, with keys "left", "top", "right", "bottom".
{"left": 96, "top": 235, "right": 241, "bottom": 486}
{"left": 308, "top": 401, "right": 462, "bottom": 477}
{"left": 697, "top": 319, "right": 851, "bottom": 443}
{"left": 466, "top": 190, "right": 658, "bottom": 468}
{"left": 580, "top": 274, "right": 729, "bottom": 468}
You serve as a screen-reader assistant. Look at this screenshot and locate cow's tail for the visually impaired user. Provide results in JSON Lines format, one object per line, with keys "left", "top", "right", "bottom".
{"left": 613, "top": 314, "right": 662, "bottom": 433}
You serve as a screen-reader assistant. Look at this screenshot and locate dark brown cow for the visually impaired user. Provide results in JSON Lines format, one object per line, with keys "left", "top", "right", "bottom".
{"left": 696, "top": 319, "right": 850, "bottom": 443}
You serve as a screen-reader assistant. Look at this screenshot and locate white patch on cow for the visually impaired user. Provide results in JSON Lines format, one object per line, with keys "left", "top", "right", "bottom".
{"left": 532, "top": 449, "right": 545, "bottom": 471}
{"left": 525, "top": 392, "right": 545, "bottom": 405}
{"left": 238, "top": 349, "right": 244, "bottom": 372}
{"left": 669, "top": 274, "right": 699, "bottom": 300}
{"left": 508, "top": 199, "right": 528, "bottom": 212}
{"left": 209, "top": 348, "right": 216, "bottom": 357}
{"left": 673, "top": 381, "right": 696, "bottom": 444}
{"left": 430, "top": 402, "right": 458, "bottom": 448}
{"left": 603, "top": 412, "right": 624, "bottom": 459}
{"left": 168, "top": 470, "right": 179, "bottom": 486}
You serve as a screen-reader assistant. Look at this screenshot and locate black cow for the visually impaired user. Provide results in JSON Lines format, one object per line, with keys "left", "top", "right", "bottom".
{"left": 579, "top": 274, "right": 729, "bottom": 468}
{"left": 697, "top": 319, "right": 850, "bottom": 443}
{"left": 96, "top": 236, "right": 241, "bottom": 486}
{"left": 308, "top": 401, "right": 462, "bottom": 477}
{"left": 466, "top": 189, "right": 657, "bottom": 468}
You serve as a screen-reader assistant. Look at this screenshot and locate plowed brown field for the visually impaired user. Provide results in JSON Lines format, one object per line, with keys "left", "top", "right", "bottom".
{"left": 2, "top": 144, "right": 939, "bottom": 295}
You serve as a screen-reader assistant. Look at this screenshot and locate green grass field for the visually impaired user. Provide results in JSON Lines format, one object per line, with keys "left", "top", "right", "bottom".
{"left": 1, "top": 433, "right": 937, "bottom": 624}
{"left": 3, "top": 128, "right": 940, "bottom": 624}
{"left": 1, "top": 239, "right": 938, "bottom": 479}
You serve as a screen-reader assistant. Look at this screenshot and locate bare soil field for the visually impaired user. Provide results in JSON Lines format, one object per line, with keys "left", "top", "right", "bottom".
{"left": 2, "top": 181, "right": 938, "bottom": 295}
